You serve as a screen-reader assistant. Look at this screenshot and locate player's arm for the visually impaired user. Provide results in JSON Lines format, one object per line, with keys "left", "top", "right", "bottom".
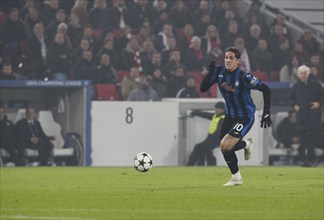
{"left": 258, "top": 83, "right": 272, "bottom": 128}
{"left": 200, "top": 61, "right": 218, "bottom": 92}
{"left": 191, "top": 110, "right": 214, "bottom": 120}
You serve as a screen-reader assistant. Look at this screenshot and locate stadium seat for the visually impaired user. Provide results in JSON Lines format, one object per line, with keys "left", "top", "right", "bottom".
{"left": 189, "top": 71, "right": 202, "bottom": 84}
{"left": 270, "top": 71, "right": 280, "bottom": 82}
{"left": 117, "top": 70, "right": 129, "bottom": 82}
{"left": 252, "top": 71, "right": 269, "bottom": 81}
{"left": 96, "top": 84, "right": 119, "bottom": 100}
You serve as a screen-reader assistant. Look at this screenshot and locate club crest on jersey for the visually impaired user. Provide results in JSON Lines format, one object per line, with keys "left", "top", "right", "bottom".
{"left": 235, "top": 80, "right": 239, "bottom": 87}
{"left": 250, "top": 76, "right": 259, "bottom": 86}
{"left": 221, "top": 82, "right": 236, "bottom": 92}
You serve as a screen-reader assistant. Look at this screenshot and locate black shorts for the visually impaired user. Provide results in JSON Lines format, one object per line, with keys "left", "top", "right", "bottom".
{"left": 220, "top": 115, "right": 255, "bottom": 139}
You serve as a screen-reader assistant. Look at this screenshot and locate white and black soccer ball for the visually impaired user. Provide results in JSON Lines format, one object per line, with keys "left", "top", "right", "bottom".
{"left": 134, "top": 152, "right": 153, "bottom": 172}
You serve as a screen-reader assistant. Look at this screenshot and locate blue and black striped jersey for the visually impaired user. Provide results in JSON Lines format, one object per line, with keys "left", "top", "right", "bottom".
{"left": 202, "top": 65, "right": 262, "bottom": 119}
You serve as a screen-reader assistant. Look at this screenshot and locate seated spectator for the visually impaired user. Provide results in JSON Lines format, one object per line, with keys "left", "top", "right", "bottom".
{"left": 0, "top": 107, "right": 17, "bottom": 165}
{"left": 56, "top": 22, "right": 72, "bottom": 49}
{"left": 110, "top": 0, "right": 130, "bottom": 31}
{"left": 154, "top": 23, "right": 174, "bottom": 52}
{"left": 151, "top": 67, "right": 168, "bottom": 100}
{"left": 71, "top": 0, "right": 89, "bottom": 26}
{"left": 121, "top": 67, "right": 141, "bottom": 100}
{"left": 120, "top": 36, "right": 144, "bottom": 72}
{"left": 144, "top": 52, "right": 162, "bottom": 76}
{"left": 152, "top": 10, "right": 170, "bottom": 36}
{"left": 27, "top": 22, "right": 49, "bottom": 79}
{"left": 169, "top": 0, "right": 191, "bottom": 31}
{"left": 96, "top": 38, "right": 120, "bottom": 68}
{"left": 89, "top": 0, "right": 110, "bottom": 31}
{"left": 42, "top": 0, "right": 60, "bottom": 28}
{"left": 194, "top": 12, "right": 212, "bottom": 37}
{"left": 2, "top": 8, "right": 27, "bottom": 67}
{"left": 234, "top": 37, "right": 257, "bottom": 73}
{"left": 176, "top": 76, "right": 200, "bottom": 98}
{"left": 271, "top": 37, "right": 290, "bottom": 72}
{"left": 23, "top": 7, "right": 42, "bottom": 37}
{"left": 290, "top": 41, "right": 309, "bottom": 65}
{"left": 279, "top": 55, "right": 300, "bottom": 83}
{"left": 77, "top": 25, "right": 100, "bottom": 53}
{"left": 15, "top": 107, "right": 54, "bottom": 166}
{"left": 46, "top": 32, "right": 73, "bottom": 80}
{"left": 162, "top": 49, "right": 185, "bottom": 79}
{"left": 252, "top": 38, "right": 272, "bottom": 75}
{"left": 184, "top": 36, "right": 205, "bottom": 71}
{"left": 178, "top": 23, "right": 194, "bottom": 56}
{"left": 67, "top": 13, "right": 83, "bottom": 49}
{"left": 221, "top": 20, "right": 240, "bottom": 50}
{"left": 140, "top": 39, "right": 157, "bottom": 68}
{"left": 309, "top": 53, "right": 322, "bottom": 82}
{"left": 187, "top": 102, "right": 226, "bottom": 166}
{"left": 161, "top": 36, "right": 179, "bottom": 65}
{"left": 201, "top": 25, "right": 222, "bottom": 56}
{"left": 93, "top": 53, "right": 118, "bottom": 85}
{"left": 46, "top": 9, "right": 66, "bottom": 42}
{"left": 276, "top": 110, "right": 301, "bottom": 155}
{"left": 167, "top": 65, "right": 187, "bottom": 97}
{"left": 127, "top": 74, "right": 159, "bottom": 101}
{"left": 244, "top": 24, "right": 262, "bottom": 52}
{"left": 298, "top": 27, "right": 319, "bottom": 55}
{"left": 0, "top": 63, "right": 18, "bottom": 80}
{"left": 73, "top": 38, "right": 91, "bottom": 63}
{"left": 72, "top": 50, "right": 95, "bottom": 80}
{"left": 268, "top": 24, "right": 289, "bottom": 52}
{"left": 269, "top": 11, "right": 290, "bottom": 38}
{"left": 128, "top": 0, "right": 155, "bottom": 31}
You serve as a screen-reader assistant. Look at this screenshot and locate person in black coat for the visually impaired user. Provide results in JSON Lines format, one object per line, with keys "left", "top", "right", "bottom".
{"left": 0, "top": 107, "right": 17, "bottom": 164}
{"left": 15, "top": 107, "right": 54, "bottom": 166}
{"left": 290, "top": 65, "right": 323, "bottom": 167}
{"left": 176, "top": 76, "right": 200, "bottom": 98}
{"left": 187, "top": 102, "right": 226, "bottom": 166}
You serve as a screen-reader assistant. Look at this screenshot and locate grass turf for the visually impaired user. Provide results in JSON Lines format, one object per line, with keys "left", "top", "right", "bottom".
{"left": 0, "top": 166, "right": 323, "bottom": 220}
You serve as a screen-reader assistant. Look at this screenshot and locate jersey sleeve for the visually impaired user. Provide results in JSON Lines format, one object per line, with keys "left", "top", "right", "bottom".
{"left": 242, "top": 73, "right": 262, "bottom": 90}
{"left": 200, "top": 65, "right": 222, "bottom": 92}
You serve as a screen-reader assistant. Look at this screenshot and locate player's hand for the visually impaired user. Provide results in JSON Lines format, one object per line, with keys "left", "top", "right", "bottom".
{"left": 260, "top": 110, "right": 272, "bottom": 128}
{"left": 208, "top": 61, "right": 216, "bottom": 74}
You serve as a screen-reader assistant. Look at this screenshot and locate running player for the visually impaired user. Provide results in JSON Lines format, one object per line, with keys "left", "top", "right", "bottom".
{"left": 200, "top": 47, "right": 272, "bottom": 186}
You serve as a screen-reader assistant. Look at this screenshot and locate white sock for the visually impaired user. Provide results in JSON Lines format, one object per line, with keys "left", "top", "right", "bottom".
{"left": 244, "top": 139, "right": 250, "bottom": 150}
{"left": 232, "top": 171, "right": 241, "bottom": 179}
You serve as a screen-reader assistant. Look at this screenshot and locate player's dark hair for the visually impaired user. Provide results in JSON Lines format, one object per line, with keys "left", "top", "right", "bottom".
{"left": 226, "top": 47, "right": 241, "bottom": 59}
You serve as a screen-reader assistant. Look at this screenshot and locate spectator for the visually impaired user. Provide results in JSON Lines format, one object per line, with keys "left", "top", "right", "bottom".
{"left": 290, "top": 41, "right": 309, "bottom": 65}
{"left": 151, "top": 67, "right": 168, "bottom": 99}
{"left": 20, "top": 0, "right": 41, "bottom": 20}
{"left": 73, "top": 38, "right": 91, "bottom": 63}
{"left": 167, "top": 65, "right": 187, "bottom": 97}
{"left": 26, "top": 22, "right": 49, "bottom": 79}
{"left": 0, "top": 63, "right": 18, "bottom": 80}
{"left": 221, "top": 20, "right": 240, "bottom": 50}
{"left": 201, "top": 25, "right": 221, "bottom": 56}
{"left": 184, "top": 36, "right": 205, "bottom": 71}
{"left": 121, "top": 67, "right": 141, "bottom": 100}
{"left": 279, "top": 55, "right": 300, "bottom": 83}
{"left": 0, "top": 107, "right": 17, "bottom": 165}
{"left": 15, "top": 107, "right": 54, "bottom": 166}
{"left": 290, "top": 65, "right": 322, "bottom": 167}
{"left": 56, "top": 22, "right": 72, "bottom": 49}
{"left": 193, "top": 0, "right": 210, "bottom": 27}
{"left": 78, "top": 25, "right": 100, "bottom": 53}
{"left": 252, "top": 38, "right": 272, "bottom": 75}
{"left": 268, "top": 24, "right": 289, "bottom": 52}
{"left": 269, "top": 11, "right": 290, "bottom": 38}
{"left": 46, "top": 9, "right": 66, "bottom": 42}
{"left": 169, "top": 0, "right": 192, "bottom": 30}
{"left": 194, "top": 12, "right": 212, "bottom": 37}
{"left": 127, "top": 74, "right": 159, "bottom": 101}
{"left": 93, "top": 53, "right": 118, "bottom": 85}
{"left": 271, "top": 37, "right": 290, "bottom": 72}
{"left": 187, "top": 101, "right": 226, "bottom": 166}
{"left": 309, "top": 53, "right": 322, "bottom": 82}
{"left": 234, "top": 37, "right": 257, "bottom": 73}
{"left": 23, "top": 7, "right": 42, "bottom": 37}
{"left": 162, "top": 49, "right": 185, "bottom": 79}
{"left": 121, "top": 36, "right": 144, "bottom": 71}
{"left": 144, "top": 52, "right": 162, "bottom": 76}
{"left": 244, "top": 24, "right": 262, "bottom": 52}
{"left": 245, "top": 12, "right": 268, "bottom": 37}
{"left": 110, "top": 0, "right": 130, "bottom": 30}
{"left": 154, "top": 23, "right": 174, "bottom": 52}
{"left": 276, "top": 111, "right": 301, "bottom": 155}
{"left": 140, "top": 40, "right": 157, "bottom": 67}
{"left": 72, "top": 50, "right": 95, "bottom": 80}
{"left": 218, "top": 9, "right": 239, "bottom": 38}
{"left": 128, "top": 0, "right": 155, "bottom": 31}
{"left": 46, "top": 32, "right": 73, "bottom": 80}
{"left": 211, "top": 0, "right": 231, "bottom": 27}
{"left": 89, "top": 0, "right": 110, "bottom": 31}
{"left": 71, "top": 0, "right": 89, "bottom": 26}
{"left": 2, "top": 8, "right": 27, "bottom": 67}
{"left": 42, "top": 0, "right": 60, "bottom": 28}
{"left": 97, "top": 38, "right": 120, "bottom": 68}
{"left": 298, "top": 27, "right": 319, "bottom": 55}
{"left": 161, "top": 36, "right": 179, "bottom": 65}
{"left": 179, "top": 23, "right": 194, "bottom": 56}
{"left": 152, "top": 10, "right": 170, "bottom": 36}
{"left": 244, "top": 0, "right": 267, "bottom": 30}
{"left": 67, "top": 13, "right": 83, "bottom": 49}
{"left": 176, "top": 76, "right": 200, "bottom": 98}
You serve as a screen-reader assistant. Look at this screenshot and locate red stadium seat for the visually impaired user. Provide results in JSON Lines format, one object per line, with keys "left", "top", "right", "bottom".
{"left": 96, "top": 84, "right": 119, "bottom": 100}
{"left": 117, "top": 70, "right": 130, "bottom": 82}
{"left": 270, "top": 71, "right": 280, "bottom": 82}
{"left": 189, "top": 71, "right": 202, "bottom": 84}
{"left": 252, "top": 71, "right": 269, "bottom": 81}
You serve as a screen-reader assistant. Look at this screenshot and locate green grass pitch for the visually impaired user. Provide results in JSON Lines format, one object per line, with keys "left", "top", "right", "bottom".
{"left": 0, "top": 166, "right": 323, "bottom": 220}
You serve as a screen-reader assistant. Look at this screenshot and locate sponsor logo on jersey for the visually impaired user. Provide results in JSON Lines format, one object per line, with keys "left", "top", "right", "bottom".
{"left": 221, "top": 82, "right": 236, "bottom": 92}
{"left": 235, "top": 80, "right": 239, "bottom": 87}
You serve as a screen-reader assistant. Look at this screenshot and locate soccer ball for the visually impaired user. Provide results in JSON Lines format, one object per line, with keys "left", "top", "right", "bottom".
{"left": 134, "top": 152, "right": 153, "bottom": 172}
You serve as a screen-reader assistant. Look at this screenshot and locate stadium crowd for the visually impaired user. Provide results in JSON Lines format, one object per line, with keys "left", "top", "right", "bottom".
{"left": 0, "top": 0, "right": 323, "bottom": 100}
